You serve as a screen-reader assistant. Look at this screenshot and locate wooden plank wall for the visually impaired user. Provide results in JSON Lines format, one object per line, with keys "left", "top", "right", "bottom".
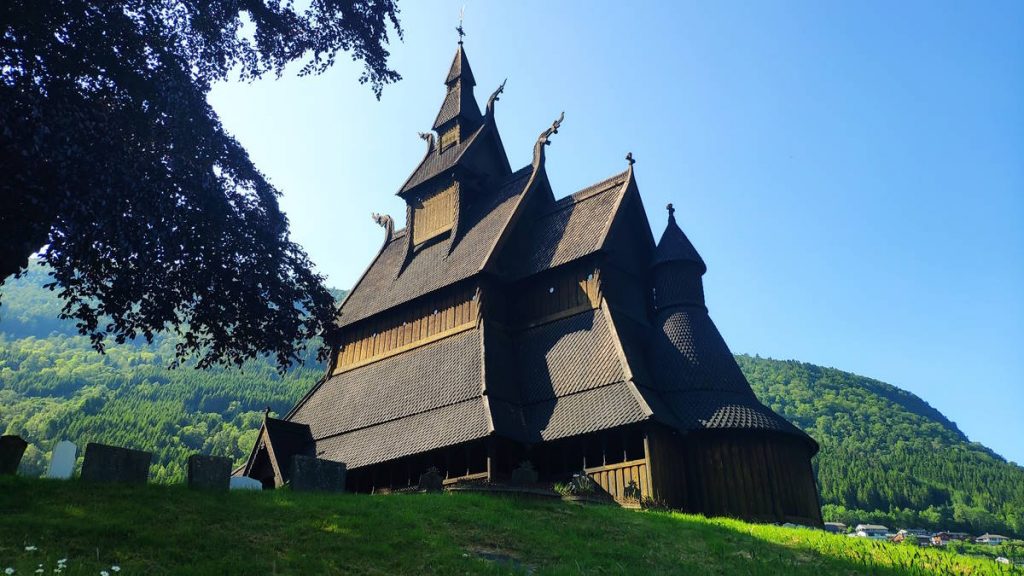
{"left": 585, "top": 458, "right": 650, "bottom": 502}
{"left": 674, "top": 434, "right": 821, "bottom": 526}
{"left": 413, "top": 182, "right": 457, "bottom": 245}
{"left": 645, "top": 426, "right": 687, "bottom": 507}
{"left": 515, "top": 264, "right": 601, "bottom": 327}
{"left": 334, "top": 284, "right": 479, "bottom": 374}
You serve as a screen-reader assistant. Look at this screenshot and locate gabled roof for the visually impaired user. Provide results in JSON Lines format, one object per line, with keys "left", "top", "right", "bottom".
{"left": 241, "top": 416, "right": 314, "bottom": 481}
{"left": 338, "top": 166, "right": 532, "bottom": 327}
{"left": 399, "top": 122, "right": 486, "bottom": 195}
{"left": 506, "top": 169, "right": 632, "bottom": 279}
{"left": 653, "top": 207, "right": 706, "bottom": 272}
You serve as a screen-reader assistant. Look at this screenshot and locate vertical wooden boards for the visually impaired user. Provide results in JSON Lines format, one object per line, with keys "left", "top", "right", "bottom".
{"left": 333, "top": 284, "right": 480, "bottom": 374}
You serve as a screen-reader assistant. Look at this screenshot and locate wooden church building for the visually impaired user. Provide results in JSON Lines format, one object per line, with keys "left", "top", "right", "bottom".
{"left": 243, "top": 39, "right": 822, "bottom": 526}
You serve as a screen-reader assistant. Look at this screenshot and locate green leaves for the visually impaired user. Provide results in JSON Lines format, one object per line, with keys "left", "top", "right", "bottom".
{"left": 0, "top": 0, "right": 401, "bottom": 371}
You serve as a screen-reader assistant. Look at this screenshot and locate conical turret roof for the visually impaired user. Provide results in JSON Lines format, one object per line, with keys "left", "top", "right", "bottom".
{"left": 652, "top": 204, "right": 706, "bottom": 273}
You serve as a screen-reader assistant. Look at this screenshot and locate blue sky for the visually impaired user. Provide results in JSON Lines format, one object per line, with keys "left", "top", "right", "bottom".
{"left": 208, "top": 1, "right": 1024, "bottom": 464}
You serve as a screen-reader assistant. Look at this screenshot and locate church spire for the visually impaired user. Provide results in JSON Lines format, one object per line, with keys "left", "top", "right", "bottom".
{"left": 432, "top": 41, "right": 483, "bottom": 135}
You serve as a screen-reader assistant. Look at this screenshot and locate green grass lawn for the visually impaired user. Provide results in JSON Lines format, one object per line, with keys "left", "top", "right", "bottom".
{"left": 0, "top": 476, "right": 1018, "bottom": 575}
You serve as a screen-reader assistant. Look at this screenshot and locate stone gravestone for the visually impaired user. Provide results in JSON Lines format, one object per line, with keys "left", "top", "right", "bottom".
{"left": 418, "top": 466, "right": 444, "bottom": 493}
{"left": 230, "top": 476, "right": 263, "bottom": 491}
{"left": 289, "top": 455, "right": 346, "bottom": 493}
{"left": 80, "top": 443, "right": 151, "bottom": 484}
{"left": 46, "top": 440, "right": 77, "bottom": 479}
{"left": 0, "top": 435, "right": 28, "bottom": 475}
{"left": 186, "top": 454, "right": 232, "bottom": 491}
{"left": 510, "top": 460, "right": 538, "bottom": 486}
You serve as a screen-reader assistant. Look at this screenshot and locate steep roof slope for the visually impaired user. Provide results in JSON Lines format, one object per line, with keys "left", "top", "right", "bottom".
{"left": 337, "top": 166, "right": 532, "bottom": 327}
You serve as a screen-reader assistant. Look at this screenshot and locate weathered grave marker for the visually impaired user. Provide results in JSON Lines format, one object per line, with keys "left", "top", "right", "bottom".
{"left": 229, "top": 476, "right": 263, "bottom": 490}
{"left": 46, "top": 440, "right": 77, "bottom": 479}
{"left": 187, "top": 454, "right": 232, "bottom": 491}
{"left": 289, "top": 455, "right": 347, "bottom": 493}
{"left": 0, "top": 435, "right": 28, "bottom": 475}
{"left": 80, "top": 443, "right": 152, "bottom": 484}
{"left": 418, "top": 466, "right": 444, "bottom": 492}
{"left": 510, "top": 460, "right": 538, "bottom": 486}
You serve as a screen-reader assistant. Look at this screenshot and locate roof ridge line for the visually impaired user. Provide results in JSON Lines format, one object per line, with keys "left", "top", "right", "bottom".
{"left": 594, "top": 167, "right": 635, "bottom": 253}
{"left": 536, "top": 172, "right": 628, "bottom": 218}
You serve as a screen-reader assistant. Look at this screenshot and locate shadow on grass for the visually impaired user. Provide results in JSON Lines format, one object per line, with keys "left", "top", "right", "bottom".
{"left": 0, "top": 477, "right": 1015, "bottom": 576}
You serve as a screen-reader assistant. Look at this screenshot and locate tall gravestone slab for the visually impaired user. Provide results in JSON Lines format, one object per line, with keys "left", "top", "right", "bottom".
{"left": 0, "top": 435, "right": 28, "bottom": 475}
{"left": 289, "top": 455, "right": 346, "bottom": 493}
{"left": 81, "top": 443, "right": 151, "bottom": 484}
{"left": 47, "top": 440, "right": 77, "bottom": 479}
{"left": 187, "top": 454, "right": 232, "bottom": 491}
{"left": 418, "top": 467, "right": 444, "bottom": 493}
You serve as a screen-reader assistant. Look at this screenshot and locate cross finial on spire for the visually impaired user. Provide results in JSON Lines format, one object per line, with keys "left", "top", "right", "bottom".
{"left": 263, "top": 406, "right": 272, "bottom": 419}
{"left": 456, "top": 6, "right": 466, "bottom": 44}
{"left": 626, "top": 152, "right": 635, "bottom": 166}
{"left": 667, "top": 203, "right": 675, "bottom": 220}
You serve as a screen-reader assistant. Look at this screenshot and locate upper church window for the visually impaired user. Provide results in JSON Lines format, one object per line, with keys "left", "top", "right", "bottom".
{"left": 413, "top": 182, "right": 457, "bottom": 245}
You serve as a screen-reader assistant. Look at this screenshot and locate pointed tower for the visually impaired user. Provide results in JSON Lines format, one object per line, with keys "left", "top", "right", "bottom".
{"left": 433, "top": 42, "right": 484, "bottom": 148}
{"left": 644, "top": 205, "right": 822, "bottom": 524}
{"left": 652, "top": 203, "right": 707, "bottom": 312}
{"left": 396, "top": 41, "right": 510, "bottom": 248}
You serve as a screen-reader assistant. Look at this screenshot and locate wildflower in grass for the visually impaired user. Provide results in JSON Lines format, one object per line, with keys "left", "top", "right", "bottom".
{"left": 24, "top": 547, "right": 37, "bottom": 552}
{"left": 111, "top": 568, "right": 120, "bottom": 573}
{"left": 100, "top": 572, "right": 109, "bottom": 576}
{"left": 5, "top": 569, "right": 14, "bottom": 575}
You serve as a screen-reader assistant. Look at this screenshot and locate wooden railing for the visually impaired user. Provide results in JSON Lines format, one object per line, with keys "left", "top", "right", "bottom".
{"left": 585, "top": 458, "right": 650, "bottom": 502}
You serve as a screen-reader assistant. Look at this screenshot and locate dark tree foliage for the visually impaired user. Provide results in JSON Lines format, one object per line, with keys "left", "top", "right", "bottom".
{"left": 0, "top": 0, "right": 402, "bottom": 370}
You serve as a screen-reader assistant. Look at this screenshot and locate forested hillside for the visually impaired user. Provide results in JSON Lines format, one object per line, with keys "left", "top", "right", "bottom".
{"left": 742, "top": 355, "right": 1024, "bottom": 536}
{"left": 0, "top": 264, "right": 321, "bottom": 482}
{"left": 1, "top": 263, "right": 1022, "bottom": 536}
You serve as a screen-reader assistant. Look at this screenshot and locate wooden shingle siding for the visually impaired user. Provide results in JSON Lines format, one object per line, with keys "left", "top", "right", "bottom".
{"left": 333, "top": 284, "right": 479, "bottom": 374}
{"left": 413, "top": 182, "right": 457, "bottom": 245}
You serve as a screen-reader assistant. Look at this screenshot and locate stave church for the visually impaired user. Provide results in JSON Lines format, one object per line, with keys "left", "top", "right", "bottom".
{"left": 242, "top": 37, "right": 822, "bottom": 526}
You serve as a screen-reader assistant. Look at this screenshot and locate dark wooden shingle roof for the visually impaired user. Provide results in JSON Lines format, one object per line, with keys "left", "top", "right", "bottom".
{"left": 314, "top": 398, "right": 490, "bottom": 469}
{"left": 652, "top": 210, "right": 706, "bottom": 272}
{"left": 508, "top": 170, "right": 630, "bottom": 279}
{"left": 290, "top": 329, "right": 482, "bottom": 440}
{"left": 338, "top": 166, "right": 532, "bottom": 327}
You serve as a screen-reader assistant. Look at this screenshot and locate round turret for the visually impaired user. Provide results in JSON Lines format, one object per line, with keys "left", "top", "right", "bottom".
{"left": 651, "top": 203, "right": 707, "bottom": 311}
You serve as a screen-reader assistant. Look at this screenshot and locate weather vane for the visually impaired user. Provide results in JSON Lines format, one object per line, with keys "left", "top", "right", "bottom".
{"left": 456, "top": 6, "right": 466, "bottom": 44}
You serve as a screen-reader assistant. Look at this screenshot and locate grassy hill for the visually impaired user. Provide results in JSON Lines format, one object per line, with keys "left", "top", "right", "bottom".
{"left": 0, "top": 476, "right": 1019, "bottom": 576}
{"left": 1, "top": 262, "right": 1023, "bottom": 537}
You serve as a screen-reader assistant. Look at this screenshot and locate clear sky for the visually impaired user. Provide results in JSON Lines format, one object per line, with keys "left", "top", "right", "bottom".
{"left": 207, "top": 1, "right": 1024, "bottom": 464}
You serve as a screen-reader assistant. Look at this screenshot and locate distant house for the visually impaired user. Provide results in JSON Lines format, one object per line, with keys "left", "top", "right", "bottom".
{"left": 976, "top": 534, "right": 1010, "bottom": 545}
{"left": 931, "top": 532, "right": 971, "bottom": 546}
{"left": 854, "top": 524, "right": 890, "bottom": 539}
{"left": 824, "top": 522, "right": 847, "bottom": 534}
{"left": 893, "top": 529, "right": 932, "bottom": 546}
